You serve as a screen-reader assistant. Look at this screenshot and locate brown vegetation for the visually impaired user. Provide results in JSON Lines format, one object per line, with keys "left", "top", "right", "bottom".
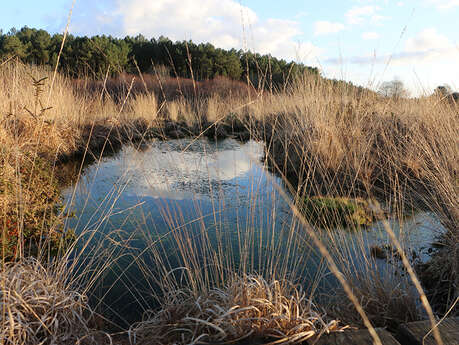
{"left": 252, "top": 76, "right": 457, "bottom": 321}
{"left": 0, "top": 258, "right": 95, "bottom": 345}
{"left": 130, "top": 275, "right": 347, "bottom": 345}
{"left": 72, "top": 73, "right": 255, "bottom": 103}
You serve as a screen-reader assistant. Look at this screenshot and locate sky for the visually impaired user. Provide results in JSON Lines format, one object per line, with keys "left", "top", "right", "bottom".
{"left": 1, "top": 0, "right": 458, "bottom": 96}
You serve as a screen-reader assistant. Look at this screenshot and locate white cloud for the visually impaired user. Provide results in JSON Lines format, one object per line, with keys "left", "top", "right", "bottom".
{"left": 425, "top": 0, "right": 459, "bottom": 9}
{"left": 313, "top": 21, "right": 345, "bottom": 36}
{"left": 70, "top": 0, "right": 321, "bottom": 64}
{"left": 345, "top": 5, "right": 381, "bottom": 24}
{"left": 126, "top": 140, "right": 264, "bottom": 200}
{"left": 294, "top": 11, "right": 308, "bottom": 19}
{"left": 327, "top": 28, "right": 457, "bottom": 66}
{"left": 404, "top": 28, "right": 455, "bottom": 58}
{"left": 324, "top": 28, "right": 459, "bottom": 95}
{"left": 397, "top": 1, "right": 405, "bottom": 6}
{"left": 362, "top": 32, "right": 380, "bottom": 40}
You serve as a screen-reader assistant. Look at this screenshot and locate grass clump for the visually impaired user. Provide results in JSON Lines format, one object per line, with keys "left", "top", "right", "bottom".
{"left": 130, "top": 275, "right": 346, "bottom": 345}
{"left": 0, "top": 258, "right": 94, "bottom": 345}
{"left": 327, "top": 268, "right": 421, "bottom": 329}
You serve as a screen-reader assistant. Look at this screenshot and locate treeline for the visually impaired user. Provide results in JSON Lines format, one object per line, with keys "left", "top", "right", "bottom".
{"left": 0, "top": 26, "right": 318, "bottom": 85}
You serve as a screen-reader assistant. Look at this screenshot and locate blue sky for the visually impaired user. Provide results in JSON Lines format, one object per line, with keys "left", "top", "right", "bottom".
{"left": 1, "top": 0, "right": 458, "bottom": 95}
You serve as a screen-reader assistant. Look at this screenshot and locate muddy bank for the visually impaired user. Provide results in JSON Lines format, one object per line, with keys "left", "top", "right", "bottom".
{"left": 417, "top": 232, "right": 459, "bottom": 317}
{"left": 58, "top": 116, "right": 253, "bottom": 165}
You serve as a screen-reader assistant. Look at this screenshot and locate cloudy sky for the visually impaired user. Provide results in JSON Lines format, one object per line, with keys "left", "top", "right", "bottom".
{"left": 1, "top": 0, "right": 458, "bottom": 95}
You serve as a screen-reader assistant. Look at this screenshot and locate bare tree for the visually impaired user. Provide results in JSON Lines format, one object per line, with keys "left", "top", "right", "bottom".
{"left": 435, "top": 85, "right": 459, "bottom": 104}
{"left": 378, "top": 79, "right": 409, "bottom": 99}
{"left": 434, "top": 84, "right": 452, "bottom": 97}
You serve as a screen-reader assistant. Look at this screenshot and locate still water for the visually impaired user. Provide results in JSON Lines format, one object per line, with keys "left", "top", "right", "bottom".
{"left": 62, "top": 138, "right": 440, "bottom": 326}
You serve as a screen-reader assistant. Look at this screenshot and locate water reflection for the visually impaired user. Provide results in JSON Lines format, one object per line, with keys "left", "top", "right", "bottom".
{"left": 127, "top": 139, "right": 264, "bottom": 200}
{"left": 62, "top": 138, "right": 441, "bottom": 327}
{"left": 63, "top": 139, "right": 280, "bottom": 234}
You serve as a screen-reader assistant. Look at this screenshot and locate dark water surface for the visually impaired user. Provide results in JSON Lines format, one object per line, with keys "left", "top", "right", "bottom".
{"left": 62, "top": 138, "right": 441, "bottom": 327}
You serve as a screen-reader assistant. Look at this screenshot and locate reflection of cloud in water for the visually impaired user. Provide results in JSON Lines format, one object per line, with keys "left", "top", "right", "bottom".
{"left": 123, "top": 139, "right": 264, "bottom": 200}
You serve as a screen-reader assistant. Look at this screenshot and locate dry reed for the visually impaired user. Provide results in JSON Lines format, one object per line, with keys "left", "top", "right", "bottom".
{"left": 0, "top": 258, "right": 94, "bottom": 345}
{"left": 130, "top": 275, "right": 347, "bottom": 345}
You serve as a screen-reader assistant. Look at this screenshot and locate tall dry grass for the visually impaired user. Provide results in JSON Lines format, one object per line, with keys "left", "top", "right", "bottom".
{"left": 249, "top": 75, "right": 458, "bottom": 323}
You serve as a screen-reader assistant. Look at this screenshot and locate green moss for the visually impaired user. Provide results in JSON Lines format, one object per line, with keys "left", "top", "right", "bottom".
{"left": 301, "top": 196, "right": 374, "bottom": 229}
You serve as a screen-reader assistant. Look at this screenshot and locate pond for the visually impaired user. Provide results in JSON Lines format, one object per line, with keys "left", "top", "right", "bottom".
{"left": 62, "top": 138, "right": 441, "bottom": 327}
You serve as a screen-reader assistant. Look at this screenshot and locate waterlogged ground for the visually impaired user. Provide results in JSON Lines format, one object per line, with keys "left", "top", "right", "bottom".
{"left": 62, "top": 138, "right": 442, "bottom": 327}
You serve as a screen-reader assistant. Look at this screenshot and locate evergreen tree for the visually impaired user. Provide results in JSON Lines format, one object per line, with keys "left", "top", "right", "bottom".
{"left": 0, "top": 26, "right": 319, "bottom": 86}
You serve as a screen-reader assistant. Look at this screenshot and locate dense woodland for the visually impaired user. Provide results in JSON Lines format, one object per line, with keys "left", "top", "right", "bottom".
{"left": 0, "top": 26, "right": 318, "bottom": 85}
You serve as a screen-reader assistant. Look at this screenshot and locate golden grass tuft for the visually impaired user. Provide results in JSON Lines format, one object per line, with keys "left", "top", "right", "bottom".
{"left": 130, "top": 275, "right": 347, "bottom": 345}
{"left": 165, "top": 98, "right": 198, "bottom": 126}
{"left": 0, "top": 258, "right": 94, "bottom": 345}
{"left": 127, "top": 93, "right": 159, "bottom": 125}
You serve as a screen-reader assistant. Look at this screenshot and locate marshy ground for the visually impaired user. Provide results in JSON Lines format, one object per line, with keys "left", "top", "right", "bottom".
{"left": 0, "top": 61, "right": 457, "bottom": 344}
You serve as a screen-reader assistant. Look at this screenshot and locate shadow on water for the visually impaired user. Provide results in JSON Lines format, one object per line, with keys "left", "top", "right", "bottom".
{"left": 61, "top": 138, "right": 442, "bottom": 329}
